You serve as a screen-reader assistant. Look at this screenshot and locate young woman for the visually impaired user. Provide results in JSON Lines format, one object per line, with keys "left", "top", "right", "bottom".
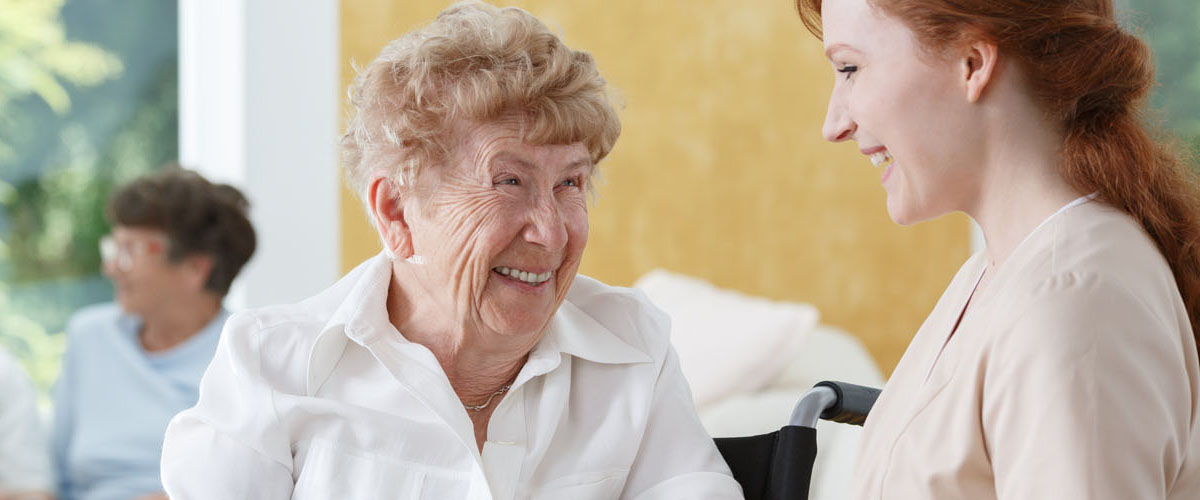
{"left": 796, "top": 0, "right": 1200, "bottom": 497}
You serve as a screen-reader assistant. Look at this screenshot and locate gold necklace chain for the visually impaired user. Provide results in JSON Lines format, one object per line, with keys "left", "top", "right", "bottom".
{"left": 463, "top": 384, "right": 512, "bottom": 412}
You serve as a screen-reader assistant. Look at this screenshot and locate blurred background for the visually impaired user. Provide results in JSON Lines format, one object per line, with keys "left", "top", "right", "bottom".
{"left": 2, "top": 0, "right": 1197, "bottom": 398}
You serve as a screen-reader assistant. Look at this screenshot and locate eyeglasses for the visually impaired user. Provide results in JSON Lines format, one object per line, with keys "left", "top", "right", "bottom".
{"left": 99, "top": 234, "right": 167, "bottom": 272}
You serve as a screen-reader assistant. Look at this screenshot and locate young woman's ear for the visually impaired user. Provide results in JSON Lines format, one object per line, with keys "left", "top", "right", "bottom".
{"left": 368, "top": 176, "right": 415, "bottom": 259}
{"left": 962, "top": 39, "right": 1000, "bottom": 103}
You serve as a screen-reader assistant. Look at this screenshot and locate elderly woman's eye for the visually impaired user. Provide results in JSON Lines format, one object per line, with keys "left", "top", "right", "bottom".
{"left": 560, "top": 177, "right": 584, "bottom": 189}
{"left": 498, "top": 178, "right": 520, "bottom": 186}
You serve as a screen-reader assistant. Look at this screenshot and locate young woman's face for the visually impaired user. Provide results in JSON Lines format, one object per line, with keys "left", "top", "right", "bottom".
{"left": 820, "top": 0, "right": 983, "bottom": 225}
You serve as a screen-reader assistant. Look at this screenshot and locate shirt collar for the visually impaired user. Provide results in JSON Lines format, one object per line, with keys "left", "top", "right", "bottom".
{"left": 540, "top": 299, "right": 652, "bottom": 365}
{"left": 307, "top": 252, "right": 394, "bottom": 395}
{"left": 305, "top": 252, "right": 652, "bottom": 395}
{"left": 117, "top": 307, "right": 228, "bottom": 353}
{"left": 116, "top": 309, "right": 142, "bottom": 334}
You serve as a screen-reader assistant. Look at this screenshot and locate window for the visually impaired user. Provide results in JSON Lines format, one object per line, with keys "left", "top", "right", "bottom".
{"left": 1120, "top": 0, "right": 1200, "bottom": 157}
{"left": 0, "top": 0, "right": 178, "bottom": 395}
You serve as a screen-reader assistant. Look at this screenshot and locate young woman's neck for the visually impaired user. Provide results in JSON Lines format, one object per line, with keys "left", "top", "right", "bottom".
{"left": 139, "top": 295, "right": 222, "bottom": 352}
{"left": 968, "top": 112, "right": 1082, "bottom": 270}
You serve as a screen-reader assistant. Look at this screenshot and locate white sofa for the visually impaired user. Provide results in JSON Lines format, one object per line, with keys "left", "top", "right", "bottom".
{"left": 633, "top": 270, "right": 885, "bottom": 500}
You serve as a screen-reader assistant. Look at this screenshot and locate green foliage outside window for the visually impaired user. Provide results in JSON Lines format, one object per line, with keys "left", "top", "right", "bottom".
{"left": 1120, "top": 0, "right": 1200, "bottom": 158}
{"left": 0, "top": 0, "right": 177, "bottom": 396}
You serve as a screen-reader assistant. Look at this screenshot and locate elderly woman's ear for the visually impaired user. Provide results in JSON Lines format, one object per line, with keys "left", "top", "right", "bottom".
{"left": 368, "top": 176, "right": 414, "bottom": 259}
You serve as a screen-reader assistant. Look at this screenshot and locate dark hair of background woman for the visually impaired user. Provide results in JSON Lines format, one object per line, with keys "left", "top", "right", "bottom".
{"left": 107, "top": 165, "right": 256, "bottom": 296}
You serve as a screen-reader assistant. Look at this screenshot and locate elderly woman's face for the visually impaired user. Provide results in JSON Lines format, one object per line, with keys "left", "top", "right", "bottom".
{"left": 403, "top": 116, "right": 592, "bottom": 338}
{"left": 102, "top": 226, "right": 209, "bottom": 316}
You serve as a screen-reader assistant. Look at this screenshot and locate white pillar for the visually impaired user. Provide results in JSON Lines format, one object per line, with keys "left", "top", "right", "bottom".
{"left": 970, "top": 220, "right": 985, "bottom": 254}
{"left": 180, "top": 0, "right": 340, "bottom": 309}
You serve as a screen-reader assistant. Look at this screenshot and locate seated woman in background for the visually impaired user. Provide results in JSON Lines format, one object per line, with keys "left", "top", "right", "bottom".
{"left": 160, "top": 2, "right": 742, "bottom": 498}
{"left": 52, "top": 167, "right": 256, "bottom": 500}
{"left": 795, "top": 0, "right": 1200, "bottom": 497}
{"left": 0, "top": 347, "right": 53, "bottom": 500}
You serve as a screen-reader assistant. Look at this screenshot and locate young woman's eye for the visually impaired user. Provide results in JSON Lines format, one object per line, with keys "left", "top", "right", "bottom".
{"left": 837, "top": 65, "right": 858, "bottom": 80}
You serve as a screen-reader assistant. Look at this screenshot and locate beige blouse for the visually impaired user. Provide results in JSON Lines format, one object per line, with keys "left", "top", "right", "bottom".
{"left": 849, "top": 200, "right": 1200, "bottom": 499}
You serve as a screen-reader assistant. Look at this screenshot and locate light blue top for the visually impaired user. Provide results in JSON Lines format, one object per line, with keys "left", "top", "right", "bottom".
{"left": 52, "top": 303, "right": 225, "bottom": 500}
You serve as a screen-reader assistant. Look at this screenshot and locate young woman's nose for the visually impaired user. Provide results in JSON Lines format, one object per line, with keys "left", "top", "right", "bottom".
{"left": 822, "top": 95, "right": 857, "bottom": 143}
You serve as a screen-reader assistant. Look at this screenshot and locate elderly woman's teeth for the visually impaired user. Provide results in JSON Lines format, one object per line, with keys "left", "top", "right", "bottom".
{"left": 869, "top": 151, "right": 894, "bottom": 167}
{"left": 494, "top": 266, "right": 553, "bottom": 284}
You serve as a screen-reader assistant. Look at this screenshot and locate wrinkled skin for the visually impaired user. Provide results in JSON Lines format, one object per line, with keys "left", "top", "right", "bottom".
{"left": 372, "top": 114, "right": 592, "bottom": 371}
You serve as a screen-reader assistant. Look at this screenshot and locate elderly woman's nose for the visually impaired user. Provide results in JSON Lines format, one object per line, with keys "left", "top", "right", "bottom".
{"left": 522, "top": 200, "right": 569, "bottom": 249}
{"left": 822, "top": 95, "right": 856, "bottom": 143}
{"left": 101, "top": 258, "right": 119, "bottom": 278}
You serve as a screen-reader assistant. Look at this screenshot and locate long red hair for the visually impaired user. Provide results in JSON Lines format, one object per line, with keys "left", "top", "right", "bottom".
{"left": 797, "top": 0, "right": 1200, "bottom": 349}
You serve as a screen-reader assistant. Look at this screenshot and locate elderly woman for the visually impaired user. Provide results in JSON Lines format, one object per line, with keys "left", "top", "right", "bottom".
{"left": 53, "top": 167, "right": 256, "bottom": 500}
{"left": 796, "top": 0, "right": 1200, "bottom": 498}
{"left": 160, "top": 2, "right": 742, "bottom": 499}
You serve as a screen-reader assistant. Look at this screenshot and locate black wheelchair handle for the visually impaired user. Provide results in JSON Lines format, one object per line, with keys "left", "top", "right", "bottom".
{"left": 814, "top": 380, "right": 881, "bottom": 426}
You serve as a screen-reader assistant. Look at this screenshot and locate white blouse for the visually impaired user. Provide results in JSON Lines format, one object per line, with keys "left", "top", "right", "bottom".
{"left": 160, "top": 253, "right": 743, "bottom": 499}
{"left": 0, "top": 347, "right": 53, "bottom": 493}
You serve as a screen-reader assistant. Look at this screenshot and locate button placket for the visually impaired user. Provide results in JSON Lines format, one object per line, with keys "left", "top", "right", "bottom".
{"left": 482, "top": 386, "right": 527, "bottom": 500}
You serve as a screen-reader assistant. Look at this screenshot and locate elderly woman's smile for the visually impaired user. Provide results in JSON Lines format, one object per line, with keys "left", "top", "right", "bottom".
{"left": 492, "top": 266, "right": 552, "bottom": 285}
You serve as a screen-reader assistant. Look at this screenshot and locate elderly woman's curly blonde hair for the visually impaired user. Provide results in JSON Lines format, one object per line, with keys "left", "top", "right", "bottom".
{"left": 341, "top": 0, "right": 621, "bottom": 198}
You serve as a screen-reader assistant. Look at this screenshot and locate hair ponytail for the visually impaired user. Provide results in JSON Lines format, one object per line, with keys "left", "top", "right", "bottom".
{"left": 1045, "top": 19, "right": 1200, "bottom": 346}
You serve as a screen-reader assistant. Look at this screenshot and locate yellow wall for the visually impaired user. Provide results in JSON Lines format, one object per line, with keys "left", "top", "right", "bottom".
{"left": 339, "top": 0, "right": 972, "bottom": 375}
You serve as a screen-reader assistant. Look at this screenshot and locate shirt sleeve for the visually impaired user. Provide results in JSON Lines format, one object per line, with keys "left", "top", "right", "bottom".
{"left": 160, "top": 312, "right": 294, "bottom": 500}
{"left": 984, "top": 272, "right": 1195, "bottom": 499}
{"left": 0, "top": 350, "right": 54, "bottom": 494}
{"left": 621, "top": 343, "right": 745, "bottom": 499}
